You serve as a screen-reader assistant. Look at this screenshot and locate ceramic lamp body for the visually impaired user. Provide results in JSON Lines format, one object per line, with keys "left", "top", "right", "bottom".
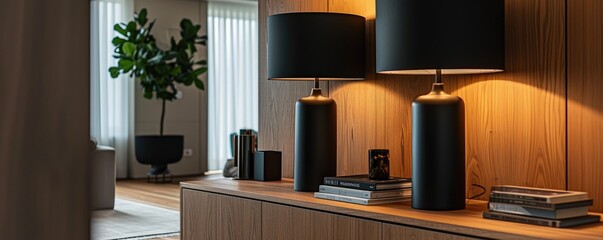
{"left": 411, "top": 84, "right": 466, "bottom": 210}
{"left": 294, "top": 89, "right": 337, "bottom": 192}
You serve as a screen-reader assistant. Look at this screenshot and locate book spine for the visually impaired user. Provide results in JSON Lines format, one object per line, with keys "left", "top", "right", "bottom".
{"left": 324, "top": 179, "right": 376, "bottom": 190}
{"left": 489, "top": 197, "right": 554, "bottom": 209}
{"left": 319, "top": 186, "right": 406, "bottom": 199}
{"left": 314, "top": 193, "right": 368, "bottom": 205}
{"left": 491, "top": 192, "right": 549, "bottom": 202}
{"left": 483, "top": 212, "right": 556, "bottom": 227}
{"left": 319, "top": 186, "right": 371, "bottom": 198}
{"left": 488, "top": 203, "right": 555, "bottom": 219}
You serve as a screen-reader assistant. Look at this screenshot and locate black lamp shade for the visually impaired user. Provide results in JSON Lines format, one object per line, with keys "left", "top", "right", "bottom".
{"left": 268, "top": 13, "right": 365, "bottom": 80}
{"left": 376, "top": 0, "right": 505, "bottom": 74}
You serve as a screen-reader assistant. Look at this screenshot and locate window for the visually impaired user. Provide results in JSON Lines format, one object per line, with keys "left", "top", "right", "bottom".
{"left": 207, "top": 1, "right": 259, "bottom": 171}
{"left": 90, "top": 0, "right": 134, "bottom": 178}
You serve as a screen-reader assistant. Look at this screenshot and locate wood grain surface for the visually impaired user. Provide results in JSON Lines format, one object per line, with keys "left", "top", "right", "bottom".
{"left": 116, "top": 179, "right": 181, "bottom": 210}
{"left": 333, "top": 213, "right": 382, "bottom": 240}
{"left": 0, "top": 0, "right": 90, "bottom": 239}
{"left": 382, "top": 223, "right": 478, "bottom": 240}
{"left": 262, "top": 202, "right": 382, "bottom": 240}
{"left": 447, "top": 0, "right": 567, "bottom": 199}
{"left": 181, "top": 188, "right": 262, "bottom": 240}
{"left": 567, "top": 0, "right": 603, "bottom": 212}
{"left": 327, "top": 0, "right": 432, "bottom": 178}
{"left": 258, "top": 0, "right": 567, "bottom": 201}
{"left": 258, "top": 0, "right": 329, "bottom": 178}
{"left": 182, "top": 179, "right": 603, "bottom": 240}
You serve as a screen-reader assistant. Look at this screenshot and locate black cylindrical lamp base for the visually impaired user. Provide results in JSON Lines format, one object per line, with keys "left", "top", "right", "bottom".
{"left": 411, "top": 83, "right": 466, "bottom": 210}
{"left": 294, "top": 88, "right": 337, "bottom": 192}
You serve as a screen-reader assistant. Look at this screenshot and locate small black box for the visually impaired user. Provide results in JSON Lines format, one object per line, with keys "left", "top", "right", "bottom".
{"left": 254, "top": 151, "right": 282, "bottom": 181}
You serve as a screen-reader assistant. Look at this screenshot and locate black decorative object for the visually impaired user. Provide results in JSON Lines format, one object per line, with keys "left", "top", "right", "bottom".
{"left": 268, "top": 13, "right": 366, "bottom": 192}
{"left": 135, "top": 135, "right": 183, "bottom": 177}
{"left": 233, "top": 130, "right": 256, "bottom": 180}
{"left": 376, "top": 0, "right": 504, "bottom": 210}
{"left": 254, "top": 151, "right": 282, "bottom": 181}
{"left": 369, "top": 149, "right": 390, "bottom": 180}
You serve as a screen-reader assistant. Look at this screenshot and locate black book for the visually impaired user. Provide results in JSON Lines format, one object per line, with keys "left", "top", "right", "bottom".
{"left": 324, "top": 175, "right": 411, "bottom": 191}
{"left": 488, "top": 202, "right": 589, "bottom": 219}
{"left": 483, "top": 211, "right": 600, "bottom": 228}
{"left": 490, "top": 196, "right": 593, "bottom": 210}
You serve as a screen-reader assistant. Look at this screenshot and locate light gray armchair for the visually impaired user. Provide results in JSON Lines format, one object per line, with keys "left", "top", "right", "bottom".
{"left": 90, "top": 142, "right": 116, "bottom": 210}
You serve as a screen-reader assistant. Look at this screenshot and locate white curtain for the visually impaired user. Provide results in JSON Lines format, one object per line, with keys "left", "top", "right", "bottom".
{"left": 90, "top": 0, "right": 134, "bottom": 178}
{"left": 207, "top": 1, "right": 259, "bottom": 171}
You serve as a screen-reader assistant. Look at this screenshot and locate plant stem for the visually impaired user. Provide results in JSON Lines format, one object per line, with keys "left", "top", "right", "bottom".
{"left": 160, "top": 98, "right": 166, "bottom": 136}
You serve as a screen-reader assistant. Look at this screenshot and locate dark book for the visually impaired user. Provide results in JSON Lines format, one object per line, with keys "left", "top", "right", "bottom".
{"left": 483, "top": 211, "right": 600, "bottom": 228}
{"left": 324, "top": 175, "right": 412, "bottom": 191}
{"left": 319, "top": 185, "right": 411, "bottom": 199}
{"left": 491, "top": 185, "right": 588, "bottom": 203}
{"left": 488, "top": 202, "right": 589, "bottom": 219}
{"left": 314, "top": 192, "right": 410, "bottom": 205}
{"left": 490, "top": 196, "right": 593, "bottom": 210}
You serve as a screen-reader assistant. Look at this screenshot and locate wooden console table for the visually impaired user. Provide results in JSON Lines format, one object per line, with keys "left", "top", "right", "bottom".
{"left": 180, "top": 179, "right": 603, "bottom": 240}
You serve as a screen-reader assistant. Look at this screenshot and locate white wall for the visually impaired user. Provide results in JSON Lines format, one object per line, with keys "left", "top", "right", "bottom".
{"left": 131, "top": 0, "right": 208, "bottom": 178}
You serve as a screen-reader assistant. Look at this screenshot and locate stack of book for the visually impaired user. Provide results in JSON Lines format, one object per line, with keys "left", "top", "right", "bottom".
{"left": 314, "top": 175, "right": 412, "bottom": 205}
{"left": 483, "top": 185, "right": 600, "bottom": 228}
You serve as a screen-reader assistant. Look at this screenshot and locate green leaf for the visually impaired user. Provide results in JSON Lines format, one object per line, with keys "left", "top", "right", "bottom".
{"left": 195, "top": 60, "right": 207, "bottom": 65}
{"left": 113, "top": 24, "right": 127, "bottom": 36}
{"left": 126, "top": 21, "right": 136, "bottom": 32}
{"left": 137, "top": 8, "right": 148, "bottom": 26}
{"left": 192, "top": 67, "right": 207, "bottom": 76}
{"left": 147, "top": 20, "right": 155, "bottom": 32}
{"left": 143, "top": 90, "right": 153, "bottom": 99}
{"left": 109, "top": 67, "right": 120, "bottom": 78}
{"left": 112, "top": 37, "right": 126, "bottom": 46}
{"left": 122, "top": 42, "right": 136, "bottom": 56}
{"left": 194, "top": 78, "right": 204, "bottom": 90}
{"left": 180, "top": 19, "right": 194, "bottom": 32}
{"left": 118, "top": 59, "right": 134, "bottom": 71}
{"left": 180, "top": 19, "right": 196, "bottom": 39}
{"left": 169, "top": 67, "right": 181, "bottom": 76}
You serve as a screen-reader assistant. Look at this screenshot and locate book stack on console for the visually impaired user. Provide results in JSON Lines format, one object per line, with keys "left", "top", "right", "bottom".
{"left": 483, "top": 185, "right": 600, "bottom": 228}
{"left": 313, "top": 175, "right": 412, "bottom": 206}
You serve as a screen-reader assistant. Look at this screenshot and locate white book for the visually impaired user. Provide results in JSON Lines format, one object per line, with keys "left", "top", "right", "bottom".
{"left": 314, "top": 192, "right": 410, "bottom": 205}
{"left": 491, "top": 185, "right": 588, "bottom": 204}
{"left": 319, "top": 185, "right": 410, "bottom": 199}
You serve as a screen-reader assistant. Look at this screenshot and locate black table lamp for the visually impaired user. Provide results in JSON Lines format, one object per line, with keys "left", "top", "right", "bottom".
{"left": 268, "top": 13, "right": 365, "bottom": 192}
{"left": 376, "top": 0, "right": 504, "bottom": 210}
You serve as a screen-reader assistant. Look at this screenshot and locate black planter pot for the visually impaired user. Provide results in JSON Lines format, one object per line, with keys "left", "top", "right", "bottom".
{"left": 135, "top": 135, "right": 184, "bottom": 175}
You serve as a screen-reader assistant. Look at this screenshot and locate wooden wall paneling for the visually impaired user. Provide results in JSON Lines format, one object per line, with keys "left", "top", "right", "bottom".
{"left": 259, "top": 0, "right": 328, "bottom": 178}
{"left": 328, "top": 0, "right": 432, "bottom": 177}
{"left": 568, "top": 0, "right": 603, "bottom": 212}
{"left": 382, "top": 223, "right": 479, "bottom": 240}
{"left": 447, "top": 0, "right": 566, "bottom": 199}
{"left": 181, "top": 189, "right": 262, "bottom": 240}
{"left": 260, "top": 0, "right": 568, "bottom": 200}
{"left": 328, "top": 0, "right": 384, "bottom": 176}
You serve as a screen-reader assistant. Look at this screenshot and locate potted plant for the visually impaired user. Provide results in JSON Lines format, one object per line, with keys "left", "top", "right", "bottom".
{"left": 109, "top": 9, "right": 207, "bottom": 175}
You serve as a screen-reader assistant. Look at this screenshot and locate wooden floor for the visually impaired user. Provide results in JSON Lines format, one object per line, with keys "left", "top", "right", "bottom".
{"left": 115, "top": 174, "right": 223, "bottom": 240}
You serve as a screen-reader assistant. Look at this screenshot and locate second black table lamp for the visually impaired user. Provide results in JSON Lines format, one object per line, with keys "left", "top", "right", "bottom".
{"left": 376, "top": 0, "right": 505, "bottom": 210}
{"left": 268, "top": 12, "right": 365, "bottom": 192}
